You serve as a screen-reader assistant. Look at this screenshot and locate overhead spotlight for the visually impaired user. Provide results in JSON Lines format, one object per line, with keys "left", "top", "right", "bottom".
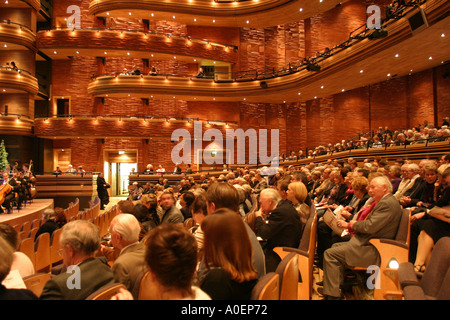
{"left": 368, "top": 28, "right": 388, "bottom": 40}
{"left": 306, "top": 62, "right": 321, "bottom": 72}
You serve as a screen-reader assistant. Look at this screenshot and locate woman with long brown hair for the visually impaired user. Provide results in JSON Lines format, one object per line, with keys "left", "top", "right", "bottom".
{"left": 199, "top": 208, "right": 258, "bottom": 300}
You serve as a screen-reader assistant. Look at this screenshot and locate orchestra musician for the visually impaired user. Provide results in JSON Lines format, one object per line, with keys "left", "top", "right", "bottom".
{"left": 0, "top": 172, "right": 15, "bottom": 214}
{"left": 9, "top": 170, "right": 24, "bottom": 210}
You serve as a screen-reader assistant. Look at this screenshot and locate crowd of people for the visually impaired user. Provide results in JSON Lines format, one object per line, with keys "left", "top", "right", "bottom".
{"left": 2, "top": 150, "right": 449, "bottom": 300}
{"left": 279, "top": 119, "right": 450, "bottom": 162}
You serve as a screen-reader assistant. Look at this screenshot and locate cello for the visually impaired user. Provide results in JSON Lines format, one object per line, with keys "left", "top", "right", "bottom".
{"left": 0, "top": 179, "right": 12, "bottom": 207}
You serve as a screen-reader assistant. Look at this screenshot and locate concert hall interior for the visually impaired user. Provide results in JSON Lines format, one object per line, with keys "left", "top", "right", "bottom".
{"left": 0, "top": 0, "right": 449, "bottom": 302}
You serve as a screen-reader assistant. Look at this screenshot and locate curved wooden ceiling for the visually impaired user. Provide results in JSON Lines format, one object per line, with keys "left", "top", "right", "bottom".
{"left": 88, "top": 0, "right": 347, "bottom": 28}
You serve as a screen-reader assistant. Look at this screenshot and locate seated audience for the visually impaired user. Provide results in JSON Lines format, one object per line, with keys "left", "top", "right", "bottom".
{"left": 199, "top": 208, "right": 258, "bottom": 300}
{"left": 140, "top": 194, "right": 160, "bottom": 227}
{"left": 40, "top": 220, "right": 115, "bottom": 300}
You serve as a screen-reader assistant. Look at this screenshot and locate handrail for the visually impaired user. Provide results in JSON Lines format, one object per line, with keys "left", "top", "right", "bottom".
{"left": 0, "top": 66, "right": 33, "bottom": 77}
{"left": 0, "top": 19, "right": 34, "bottom": 34}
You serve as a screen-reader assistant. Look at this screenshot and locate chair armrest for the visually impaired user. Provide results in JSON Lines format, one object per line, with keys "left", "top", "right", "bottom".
{"left": 274, "top": 246, "right": 308, "bottom": 259}
{"left": 403, "top": 284, "right": 426, "bottom": 300}
{"left": 376, "top": 238, "right": 409, "bottom": 250}
{"left": 398, "top": 262, "right": 420, "bottom": 288}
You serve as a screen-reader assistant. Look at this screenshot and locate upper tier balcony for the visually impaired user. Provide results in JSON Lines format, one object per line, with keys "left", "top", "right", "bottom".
{"left": 0, "top": 67, "right": 39, "bottom": 96}
{"left": 88, "top": 0, "right": 346, "bottom": 27}
{"left": 1, "top": 0, "right": 41, "bottom": 11}
{"left": 87, "top": 1, "right": 450, "bottom": 103}
{"left": 37, "top": 27, "right": 238, "bottom": 64}
{"left": 0, "top": 20, "right": 36, "bottom": 52}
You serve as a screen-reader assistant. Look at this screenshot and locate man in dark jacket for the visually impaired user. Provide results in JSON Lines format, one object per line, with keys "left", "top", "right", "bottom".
{"left": 254, "top": 188, "right": 302, "bottom": 272}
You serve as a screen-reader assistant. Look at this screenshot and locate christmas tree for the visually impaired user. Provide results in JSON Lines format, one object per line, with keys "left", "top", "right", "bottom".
{"left": 0, "top": 139, "right": 10, "bottom": 172}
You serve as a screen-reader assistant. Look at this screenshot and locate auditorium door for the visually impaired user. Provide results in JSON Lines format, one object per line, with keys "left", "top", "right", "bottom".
{"left": 103, "top": 150, "right": 137, "bottom": 197}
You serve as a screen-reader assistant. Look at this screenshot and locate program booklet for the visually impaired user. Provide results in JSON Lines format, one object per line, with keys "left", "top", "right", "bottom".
{"left": 323, "top": 206, "right": 349, "bottom": 237}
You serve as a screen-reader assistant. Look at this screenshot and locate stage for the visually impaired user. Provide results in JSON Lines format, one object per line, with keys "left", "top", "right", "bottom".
{"left": 0, "top": 199, "right": 54, "bottom": 227}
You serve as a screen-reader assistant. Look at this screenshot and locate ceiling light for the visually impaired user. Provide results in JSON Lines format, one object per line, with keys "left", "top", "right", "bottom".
{"left": 429, "top": 56, "right": 433, "bottom": 60}
{"left": 360, "top": 69, "right": 364, "bottom": 73}
{"left": 395, "top": 53, "right": 399, "bottom": 58}
{"left": 441, "top": 33, "right": 445, "bottom": 37}
{"left": 299, "top": 8, "right": 303, "bottom": 12}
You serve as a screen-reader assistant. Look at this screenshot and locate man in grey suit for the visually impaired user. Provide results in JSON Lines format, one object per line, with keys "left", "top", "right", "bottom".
{"left": 159, "top": 189, "right": 184, "bottom": 224}
{"left": 322, "top": 176, "right": 402, "bottom": 300}
{"left": 105, "top": 214, "right": 147, "bottom": 291}
{"left": 40, "top": 220, "right": 115, "bottom": 300}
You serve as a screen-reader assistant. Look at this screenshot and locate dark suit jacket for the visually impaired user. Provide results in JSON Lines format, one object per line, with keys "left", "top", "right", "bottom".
{"left": 0, "top": 284, "right": 38, "bottom": 300}
{"left": 40, "top": 257, "right": 115, "bottom": 300}
{"left": 255, "top": 200, "right": 303, "bottom": 250}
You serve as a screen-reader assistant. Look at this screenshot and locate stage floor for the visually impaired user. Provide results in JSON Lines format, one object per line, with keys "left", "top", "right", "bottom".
{"left": 0, "top": 199, "right": 55, "bottom": 226}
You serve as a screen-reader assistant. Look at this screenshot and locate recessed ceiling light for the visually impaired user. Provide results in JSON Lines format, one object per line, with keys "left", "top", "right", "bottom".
{"left": 128, "top": 12, "right": 131, "bottom": 15}
{"left": 387, "top": 73, "right": 391, "bottom": 77}
{"left": 395, "top": 53, "right": 399, "bottom": 58}
{"left": 172, "top": 15, "right": 176, "bottom": 19}
{"left": 54, "top": 51, "right": 57, "bottom": 54}
{"left": 213, "top": 19, "right": 215, "bottom": 23}
{"left": 429, "top": 56, "right": 433, "bottom": 60}
{"left": 441, "top": 33, "right": 445, "bottom": 37}
{"left": 360, "top": 69, "right": 364, "bottom": 73}
{"left": 320, "top": 85, "right": 324, "bottom": 89}
{"left": 194, "top": 18, "right": 197, "bottom": 22}
{"left": 299, "top": 8, "right": 303, "bottom": 12}
{"left": 341, "top": 89, "right": 345, "bottom": 92}
{"left": 151, "top": 13, "right": 154, "bottom": 17}
{"left": 298, "top": 92, "right": 301, "bottom": 95}
{"left": 246, "top": 20, "right": 249, "bottom": 24}
{"left": 106, "top": 12, "right": 109, "bottom": 15}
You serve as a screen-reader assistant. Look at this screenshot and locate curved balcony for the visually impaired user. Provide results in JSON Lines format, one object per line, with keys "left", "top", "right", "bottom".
{"left": 37, "top": 28, "right": 237, "bottom": 63}
{"left": 88, "top": 0, "right": 346, "bottom": 27}
{"left": 0, "top": 114, "right": 34, "bottom": 136}
{"left": 0, "top": 20, "right": 36, "bottom": 52}
{"left": 0, "top": 67, "right": 39, "bottom": 96}
{"left": 1, "top": 0, "right": 41, "bottom": 11}
{"left": 87, "top": 0, "right": 450, "bottom": 103}
{"left": 33, "top": 114, "right": 237, "bottom": 139}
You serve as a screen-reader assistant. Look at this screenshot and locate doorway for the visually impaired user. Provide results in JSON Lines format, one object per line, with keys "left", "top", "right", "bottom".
{"left": 103, "top": 150, "right": 137, "bottom": 197}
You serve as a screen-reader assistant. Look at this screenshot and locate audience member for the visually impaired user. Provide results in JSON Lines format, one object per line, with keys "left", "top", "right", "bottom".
{"left": 159, "top": 189, "right": 184, "bottom": 224}
{"left": 0, "top": 223, "right": 34, "bottom": 278}
{"left": 104, "top": 214, "right": 146, "bottom": 291}
{"left": 179, "top": 191, "right": 195, "bottom": 220}
{"left": 113, "top": 223, "right": 210, "bottom": 300}
{"left": 199, "top": 208, "right": 258, "bottom": 300}
{"left": 254, "top": 188, "right": 302, "bottom": 272}
{"left": 197, "top": 182, "right": 266, "bottom": 279}
{"left": 321, "top": 176, "right": 402, "bottom": 299}
{"left": 0, "top": 237, "right": 38, "bottom": 300}
{"left": 40, "top": 220, "right": 115, "bottom": 300}
{"left": 35, "top": 208, "right": 60, "bottom": 241}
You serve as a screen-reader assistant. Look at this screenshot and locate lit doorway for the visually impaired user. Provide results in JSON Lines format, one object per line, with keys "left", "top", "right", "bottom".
{"left": 103, "top": 150, "right": 137, "bottom": 197}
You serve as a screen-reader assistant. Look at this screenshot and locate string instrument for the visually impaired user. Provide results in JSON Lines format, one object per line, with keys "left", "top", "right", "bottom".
{"left": 0, "top": 182, "right": 12, "bottom": 206}
{"left": 29, "top": 160, "right": 37, "bottom": 184}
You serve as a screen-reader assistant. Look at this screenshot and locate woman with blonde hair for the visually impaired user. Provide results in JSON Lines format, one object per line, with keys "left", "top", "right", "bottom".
{"left": 286, "top": 181, "right": 310, "bottom": 225}
{"left": 199, "top": 208, "right": 258, "bottom": 300}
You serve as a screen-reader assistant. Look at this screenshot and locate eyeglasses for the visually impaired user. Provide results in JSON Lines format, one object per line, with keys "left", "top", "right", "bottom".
{"left": 56, "top": 248, "right": 64, "bottom": 256}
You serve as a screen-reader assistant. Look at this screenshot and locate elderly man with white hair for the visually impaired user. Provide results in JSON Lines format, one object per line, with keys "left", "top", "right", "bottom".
{"left": 254, "top": 188, "right": 302, "bottom": 272}
{"left": 399, "top": 163, "right": 424, "bottom": 207}
{"left": 321, "top": 176, "right": 402, "bottom": 300}
{"left": 102, "top": 213, "right": 147, "bottom": 292}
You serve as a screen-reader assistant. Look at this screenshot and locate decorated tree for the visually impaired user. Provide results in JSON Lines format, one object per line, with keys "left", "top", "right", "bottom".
{"left": 0, "top": 139, "right": 9, "bottom": 172}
